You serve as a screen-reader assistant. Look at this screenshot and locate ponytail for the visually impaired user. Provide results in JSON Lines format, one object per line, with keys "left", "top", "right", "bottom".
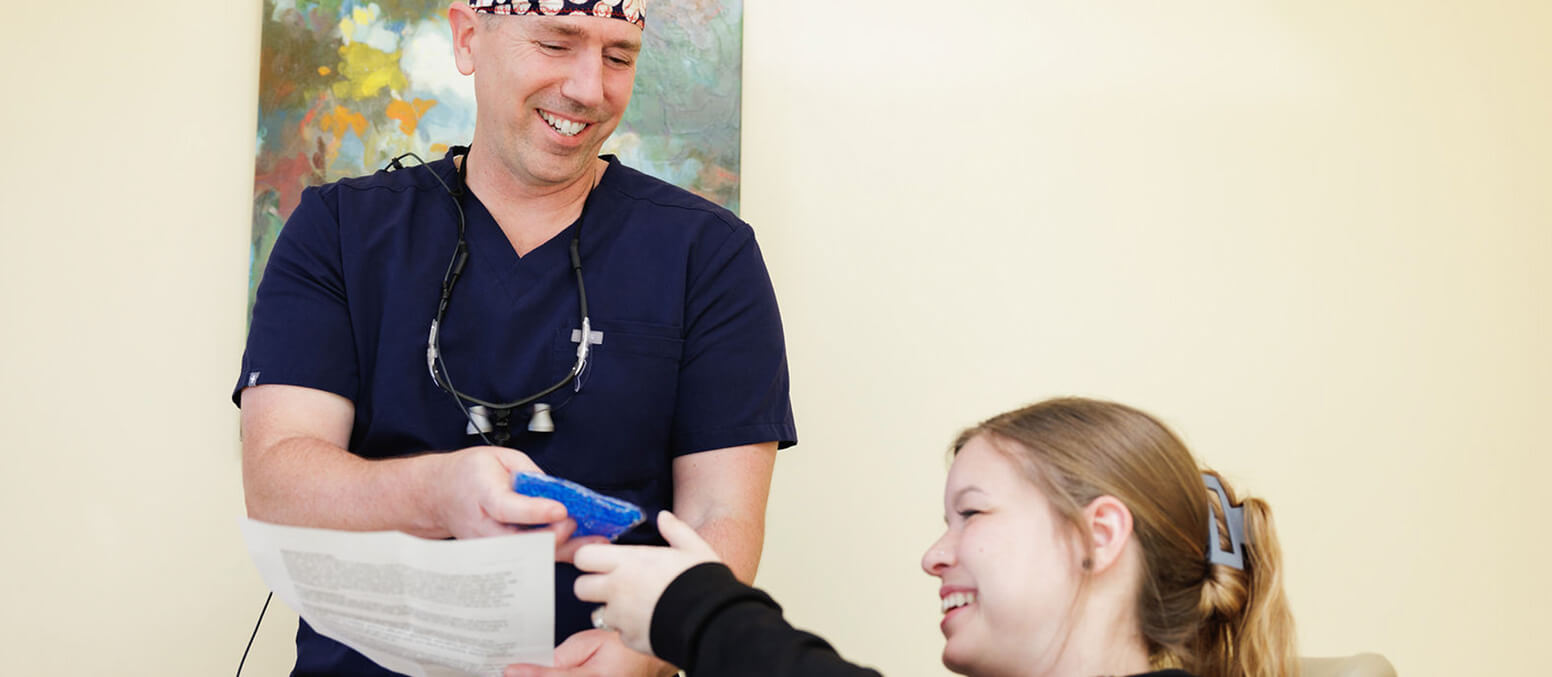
{"left": 1186, "top": 474, "right": 1298, "bottom": 677}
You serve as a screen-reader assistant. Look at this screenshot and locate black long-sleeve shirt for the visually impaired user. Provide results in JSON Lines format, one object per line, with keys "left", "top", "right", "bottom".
{"left": 649, "top": 562, "right": 1197, "bottom": 677}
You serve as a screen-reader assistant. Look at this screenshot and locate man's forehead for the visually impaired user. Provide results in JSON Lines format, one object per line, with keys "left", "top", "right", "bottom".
{"left": 470, "top": 0, "right": 648, "bottom": 30}
{"left": 526, "top": 16, "right": 643, "bottom": 51}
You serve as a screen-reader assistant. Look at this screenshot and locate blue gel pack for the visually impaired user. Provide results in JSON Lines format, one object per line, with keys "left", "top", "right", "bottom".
{"left": 512, "top": 472, "right": 645, "bottom": 541}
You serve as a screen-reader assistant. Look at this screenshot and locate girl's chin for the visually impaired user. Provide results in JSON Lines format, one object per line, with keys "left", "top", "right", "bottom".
{"left": 941, "top": 639, "right": 980, "bottom": 675}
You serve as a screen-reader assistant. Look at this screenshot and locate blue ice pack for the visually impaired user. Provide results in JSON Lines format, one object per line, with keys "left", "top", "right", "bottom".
{"left": 512, "top": 472, "right": 645, "bottom": 541}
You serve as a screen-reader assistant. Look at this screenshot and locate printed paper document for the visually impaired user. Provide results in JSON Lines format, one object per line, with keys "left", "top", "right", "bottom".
{"left": 241, "top": 518, "right": 553, "bottom": 676}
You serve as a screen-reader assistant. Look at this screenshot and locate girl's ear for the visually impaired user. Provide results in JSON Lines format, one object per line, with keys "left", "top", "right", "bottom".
{"left": 1083, "top": 495, "right": 1134, "bottom": 574}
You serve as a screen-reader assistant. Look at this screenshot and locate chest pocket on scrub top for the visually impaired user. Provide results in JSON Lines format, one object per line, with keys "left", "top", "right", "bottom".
{"left": 546, "top": 319, "right": 684, "bottom": 488}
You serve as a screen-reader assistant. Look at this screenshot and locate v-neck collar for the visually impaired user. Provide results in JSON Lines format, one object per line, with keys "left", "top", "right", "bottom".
{"left": 452, "top": 155, "right": 624, "bottom": 303}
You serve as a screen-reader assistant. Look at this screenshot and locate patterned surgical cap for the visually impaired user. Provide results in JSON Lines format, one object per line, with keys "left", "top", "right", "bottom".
{"left": 470, "top": 0, "right": 647, "bottom": 29}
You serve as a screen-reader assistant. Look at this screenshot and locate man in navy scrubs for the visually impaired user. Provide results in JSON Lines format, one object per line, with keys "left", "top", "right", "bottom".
{"left": 234, "top": 2, "right": 796, "bottom": 675}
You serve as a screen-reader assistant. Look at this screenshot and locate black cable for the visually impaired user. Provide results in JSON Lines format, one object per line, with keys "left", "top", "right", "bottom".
{"left": 390, "top": 149, "right": 496, "bottom": 446}
{"left": 390, "top": 147, "right": 595, "bottom": 444}
{"left": 424, "top": 148, "right": 594, "bottom": 444}
{"left": 235, "top": 591, "right": 272, "bottom": 677}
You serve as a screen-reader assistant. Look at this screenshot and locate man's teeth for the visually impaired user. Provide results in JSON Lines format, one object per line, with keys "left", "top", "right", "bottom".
{"left": 541, "top": 111, "right": 587, "bottom": 137}
{"left": 941, "top": 591, "right": 976, "bottom": 614}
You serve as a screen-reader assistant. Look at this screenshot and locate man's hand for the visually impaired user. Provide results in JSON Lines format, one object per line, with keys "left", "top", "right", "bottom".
{"left": 425, "top": 446, "right": 604, "bottom": 561}
{"left": 426, "top": 445, "right": 562, "bottom": 538}
{"left": 503, "top": 629, "right": 678, "bottom": 677}
{"left": 570, "top": 511, "right": 721, "bottom": 656}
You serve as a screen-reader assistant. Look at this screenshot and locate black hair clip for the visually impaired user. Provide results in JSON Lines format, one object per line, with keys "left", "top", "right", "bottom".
{"left": 1202, "top": 473, "right": 1248, "bottom": 571}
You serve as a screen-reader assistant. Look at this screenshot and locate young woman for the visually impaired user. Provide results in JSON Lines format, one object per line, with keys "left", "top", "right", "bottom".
{"left": 558, "top": 398, "right": 1297, "bottom": 677}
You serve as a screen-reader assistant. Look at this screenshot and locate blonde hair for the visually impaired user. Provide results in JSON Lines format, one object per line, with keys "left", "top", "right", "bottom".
{"left": 953, "top": 397, "right": 1298, "bottom": 677}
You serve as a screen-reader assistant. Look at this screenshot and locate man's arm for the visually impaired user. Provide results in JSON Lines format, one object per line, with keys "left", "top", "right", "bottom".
{"left": 671, "top": 442, "right": 779, "bottom": 583}
{"left": 240, "top": 384, "right": 571, "bottom": 541}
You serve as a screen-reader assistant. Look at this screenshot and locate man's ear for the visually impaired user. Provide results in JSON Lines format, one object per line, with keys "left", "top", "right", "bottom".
{"left": 1083, "top": 495, "right": 1134, "bottom": 575}
{"left": 448, "top": 3, "right": 479, "bottom": 76}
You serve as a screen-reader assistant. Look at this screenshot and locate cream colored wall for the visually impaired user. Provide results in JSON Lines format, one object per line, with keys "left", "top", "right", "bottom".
{"left": 1, "top": 1, "right": 1545, "bottom": 675}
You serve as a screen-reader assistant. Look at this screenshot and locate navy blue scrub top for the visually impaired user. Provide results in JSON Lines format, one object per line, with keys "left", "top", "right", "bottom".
{"left": 236, "top": 149, "right": 796, "bottom": 676}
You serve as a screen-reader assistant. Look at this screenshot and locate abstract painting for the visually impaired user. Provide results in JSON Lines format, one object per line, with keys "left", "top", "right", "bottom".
{"left": 249, "top": 0, "right": 743, "bottom": 311}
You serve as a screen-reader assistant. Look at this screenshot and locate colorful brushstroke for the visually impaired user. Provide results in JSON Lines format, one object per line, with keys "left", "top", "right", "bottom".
{"left": 250, "top": 0, "right": 743, "bottom": 314}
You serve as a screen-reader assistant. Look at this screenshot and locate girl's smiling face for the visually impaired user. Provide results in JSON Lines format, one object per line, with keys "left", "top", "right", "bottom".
{"left": 921, "top": 435, "right": 1087, "bottom": 676}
